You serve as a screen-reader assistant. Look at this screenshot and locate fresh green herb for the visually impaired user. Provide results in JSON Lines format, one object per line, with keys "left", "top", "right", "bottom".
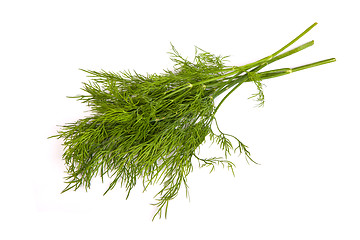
{"left": 51, "top": 22, "right": 335, "bottom": 220}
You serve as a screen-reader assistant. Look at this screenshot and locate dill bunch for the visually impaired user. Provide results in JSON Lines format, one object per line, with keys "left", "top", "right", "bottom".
{"left": 51, "top": 22, "right": 335, "bottom": 219}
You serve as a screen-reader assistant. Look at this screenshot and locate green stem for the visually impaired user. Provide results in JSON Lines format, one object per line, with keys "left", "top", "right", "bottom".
{"left": 249, "top": 22, "right": 318, "bottom": 73}
{"left": 213, "top": 77, "right": 247, "bottom": 114}
{"left": 292, "top": 58, "right": 336, "bottom": 72}
{"left": 168, "top": 23, "right": 319, "bottom": 100}
{"left": 193, "top": 55, "right": 273, "bottom": 87}
{"left": 272, "top": 22, "right": 317, "bottom": 56}
{"left": 213, "top": 57, "right": 336, "bottom": 114}
{"left": 213, "top": 40, "right": 316, "bottom": 98}
{"left": 271, "top": 40, "right": 314, "bottom": 63}
{"left": 163, "top": 55, "right": 273, "bottom": 99}
{"left": 257, "top": 58, "right": 336, "bottom": 79}
{"left": 251, "top": 40, "right": 314, "bottom": 73}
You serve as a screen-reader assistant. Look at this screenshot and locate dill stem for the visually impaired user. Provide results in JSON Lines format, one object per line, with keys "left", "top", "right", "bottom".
{"left": 292, "top": 58, "right": 336, "bottom": 72}
{"left": 213, "top": 57, "right": 336, "bottom": 114}
{"left": 163, "top": 56, "right": 273, "bottom": 99}
{"left": 257, "top": 58, "right": 336, "bottom": 79}
{"left": 250, "top": 22, "right": 318, "bottom": 74}
{"left": 213, "top": 40, "right": 318, "bottom": 98}
{"left": 212, "top": 79, "right": 246, "bottom": 115}
{"left": 272, "top": 22, "right": 318, "bottom": 56}
{"left": 192, "top": 55, "right": 272, "bottom": 86}
{"left": 251, "top": 40, "right": 315, "bottom": 73}
{"left": 270, "top": 40, "right": 314, "bottom": 63}
{"left": 167, "top": 20, "right": 320, "bottom": 99}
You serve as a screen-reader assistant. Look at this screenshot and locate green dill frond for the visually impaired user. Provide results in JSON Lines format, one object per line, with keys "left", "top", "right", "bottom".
{"left": 51, "top": 22, "right": 335, "bottom": 220}
{"left": 248, "top": 72, "right": 266, "bottom": 107}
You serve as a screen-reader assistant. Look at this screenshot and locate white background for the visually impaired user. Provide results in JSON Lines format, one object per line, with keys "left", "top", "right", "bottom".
{"left": 1, "top": 0, "right": 359, "bottom": 239}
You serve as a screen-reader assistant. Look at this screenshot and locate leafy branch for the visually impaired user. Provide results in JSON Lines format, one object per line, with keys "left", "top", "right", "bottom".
{"left": 51, "top": 22, "right": 335, "bottom": 220}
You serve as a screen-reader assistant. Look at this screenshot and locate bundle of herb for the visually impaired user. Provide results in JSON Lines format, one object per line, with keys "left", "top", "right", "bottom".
{"left": 51, "top": 22, "right": 335, "bottom": 219}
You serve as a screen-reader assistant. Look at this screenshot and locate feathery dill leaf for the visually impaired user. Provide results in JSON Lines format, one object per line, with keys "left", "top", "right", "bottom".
{"left": 51, "top": 22, "right": 335, "bottom": 220}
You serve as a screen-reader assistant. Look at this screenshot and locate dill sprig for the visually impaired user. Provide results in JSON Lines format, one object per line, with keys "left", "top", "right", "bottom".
{"left": 51, "top": 22, "right": 335, "bottom": 220}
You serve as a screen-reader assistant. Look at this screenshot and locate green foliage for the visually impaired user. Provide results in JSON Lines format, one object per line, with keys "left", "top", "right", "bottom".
{"left": 51, "top": 22, "right": 335, "bottom": 220}
{"left": 248, "top": 72, "right": 266, "bottom": 107}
